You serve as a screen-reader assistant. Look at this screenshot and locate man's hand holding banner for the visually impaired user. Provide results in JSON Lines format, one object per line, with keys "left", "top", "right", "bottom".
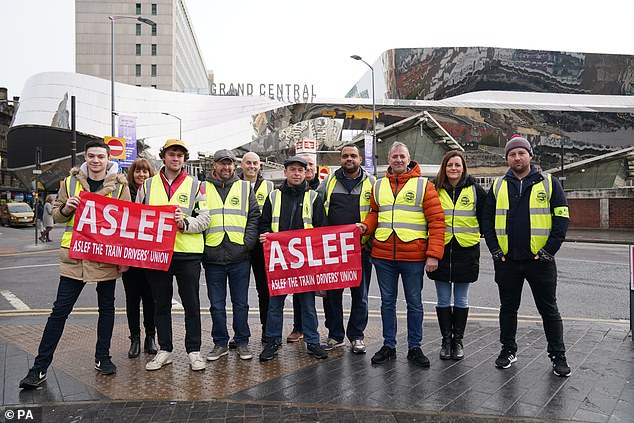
{"left": 68, "top": 191, "right": 178, "bottom": 271}
{"left": 263, "top": 224, "right": 362, "bottom": 296}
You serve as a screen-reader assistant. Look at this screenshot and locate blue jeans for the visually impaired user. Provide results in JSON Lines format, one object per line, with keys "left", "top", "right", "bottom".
{"left": 34, "top": 277, "right": 115, "bottom": 371}
{"left": 266, "top": 292, "right": 319, "bottom": 345}
{"left": 373, "top": 258, "right": 424, "bottom": 349}
{"left": 323, "top": 250, "right": 372, "bottom": 342}
{"left": 434, "top": 281, "right": 470, "bottom": 308}
{"left": 204, "top": 260, "right": 251, "bottom": 346}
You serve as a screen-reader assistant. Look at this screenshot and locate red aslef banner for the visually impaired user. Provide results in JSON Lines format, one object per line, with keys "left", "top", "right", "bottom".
{"left": 68, "top": 191, "right": 178, "bottom": 271}
{"left": 263, "top": 224, "right": 362, "bottom": 296}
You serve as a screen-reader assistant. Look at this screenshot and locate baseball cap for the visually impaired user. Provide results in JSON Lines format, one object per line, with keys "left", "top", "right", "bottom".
{"left": 284, "top": 155, "right": 308, "bottom": 168}
{"left": 161, "top": 139, "right": 188, "bottom": 153}
{"left": 213, "top": 149, "right": 236, "bottom": 162}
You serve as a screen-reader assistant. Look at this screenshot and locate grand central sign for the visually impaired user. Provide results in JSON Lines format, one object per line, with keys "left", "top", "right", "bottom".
{"left": 210, "top": 82, "right": 316, "bottom": 102}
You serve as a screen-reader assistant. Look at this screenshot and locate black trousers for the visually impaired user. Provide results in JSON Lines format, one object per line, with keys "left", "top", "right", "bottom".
{"left": 494, "top": 258, "right": 565, "bottom": 354}
{"left": 122, "top": 267, "right": 155, "bottom": 338}
{"left": 145, "top": 256, "right": 202, "bottom": 353}
{"left": 250, "top": 242, "right": 269, "bottom": 330}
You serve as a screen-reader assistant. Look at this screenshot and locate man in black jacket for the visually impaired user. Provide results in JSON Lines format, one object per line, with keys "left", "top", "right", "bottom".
{"left": 317, "top": 144, "right": 375, "bottom": 354}
{"left": 203, "top": 149, "right": 260, "bottom": 362}
{"left": 483, "top": 135, "right": 571, "bottom": 377}
{"left": 258, "top": 156, "right": 329, "bottom": 361}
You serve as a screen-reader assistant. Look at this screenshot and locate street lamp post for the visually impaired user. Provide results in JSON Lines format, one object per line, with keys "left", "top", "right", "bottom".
{"left": 161, "top": 112, "right": 182, "bottom": 139}
{"left": 351, "top": 54, "right": 377, "bottom": 177}
{"left": 109, "top": 15, "right": 155, "bottom": 136}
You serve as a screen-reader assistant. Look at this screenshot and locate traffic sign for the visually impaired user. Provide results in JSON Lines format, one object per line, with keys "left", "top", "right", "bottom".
{"left": 105, "top": 136, "right": 127, "bottom": 160}
{"left": 318, "top": 166, "right": 330, "bottom": 181}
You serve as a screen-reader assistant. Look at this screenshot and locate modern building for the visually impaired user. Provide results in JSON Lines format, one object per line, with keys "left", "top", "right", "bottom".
{"left": 76, "top": 0, "right": 210, "bottom": 93}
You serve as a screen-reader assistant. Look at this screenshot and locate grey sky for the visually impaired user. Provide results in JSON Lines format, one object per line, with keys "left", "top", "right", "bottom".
{"left": 2, "top": 0, "right": 634, "bottom": 99}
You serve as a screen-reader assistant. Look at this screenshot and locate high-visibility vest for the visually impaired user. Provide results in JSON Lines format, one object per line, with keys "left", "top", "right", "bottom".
{"left": 254, "top": 180, "right": 274, "bottom": 212}
{"left": 269, "top": 189, "right": 317, "bottom": 233}
{"left": 493, "top": 173, "right": 566, "bottom": 254}
{"left": 323, "top": 173, "right": 375, "bottom": 244}
{"left": 438, "top": 185, "right": 480, "bottom": 247}
{"left": 60, "top": 176, "right": 124, "bottom": 248}
{"left": 374, "top": 176, "right": 428, "bottom": 242}
{"left": 205, "top": 180, "right": 250, "bottom": 247}
{"left": 144, "top": 174, "right": 204, "bottom": 254}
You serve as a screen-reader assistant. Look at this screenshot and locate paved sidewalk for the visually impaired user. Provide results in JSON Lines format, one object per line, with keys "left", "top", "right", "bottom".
{"left": 1, "top": 318, "right": 632, "bottom": 422}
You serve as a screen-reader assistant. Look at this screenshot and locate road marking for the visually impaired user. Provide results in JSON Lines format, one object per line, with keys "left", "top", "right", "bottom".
{"left": 0, "top": 249, "right": 58, "bottom": 257}
{"left": 0, "top": 290, "right": 30, "bottom": 310}
{"left": 0, "top": 263, "right": 59, "bottom": 271}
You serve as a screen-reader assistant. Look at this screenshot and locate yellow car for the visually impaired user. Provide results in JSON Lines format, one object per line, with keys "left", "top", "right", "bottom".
{"left": 0, "top": 202, "right": 36, "bottom": 227}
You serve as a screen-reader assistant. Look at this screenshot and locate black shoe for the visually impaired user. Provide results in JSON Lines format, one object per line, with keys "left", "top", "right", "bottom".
{"left": 307, "top": 343, "right": 328, "bottom": 359}
{"left": 451, "top": 340, "right": 464, "bottom": 360}
{"left": 95, "top": 357, "right": 117, "bottom": 375}
{"left": 259, "top": 342, "right": 281, "bottom": 361}
{"left": 495, "top": 349, "right": 517, "bottom": 369}
{"left": 407, "top": 347, "right": 430, "bottom": 368}
{"left": 549, "top": 353, "right": 571, "bottom": 377}
{"left": 371, "top": 346, "right": 396, "bottom": 364}
{"left": 229, "top": 339, "right": 237, "bottom": 349}
{"left": 144, "top": 334, "right": 158, "bottom": 354}
{"left": 19, "top": 366, "right": 47, "bottom": 389}
{"left": 128, "top": 336, "right": 141, "bottom": 358}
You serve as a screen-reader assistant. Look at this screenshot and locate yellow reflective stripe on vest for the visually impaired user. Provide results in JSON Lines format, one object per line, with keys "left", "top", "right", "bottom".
{"left": 254, "top": 180, "right": 274, "bottom": 211}
{"left": 270, "top": 189, "right": 317, "bottom": 233}
{"left": 323, "top": 174, "right": 374, "bottom": 244}
{"left": 493, "top": 173, "right": 553, "bottom": 255}
{"left": 205, "top": 180, "right": 249, "bottom": 247}
{"left": 374, "top": 176, "right": 428, "bottom": 242}
{"left": 438, "top": 185, "right": 480, "bottom": 247}
{"left": 60, "top": 177, "right": 124, "bottom": 248}
{"left": 145, "top": 174, "right": 203, "bottom": 253}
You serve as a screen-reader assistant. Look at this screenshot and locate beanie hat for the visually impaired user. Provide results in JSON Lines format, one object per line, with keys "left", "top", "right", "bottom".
{"left": 504, "top": 135, "right": 533, "bottom": 158}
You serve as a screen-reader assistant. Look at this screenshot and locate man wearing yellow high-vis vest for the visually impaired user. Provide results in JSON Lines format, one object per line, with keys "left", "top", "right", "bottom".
{"left": 316, "top": 144, "right": 375, "bottom": 354}
{"left": 359, "top": 142, "right": 446, "bottom": 368}
{"left": 483, "top": 135, "right": 571, "bottom": 377}
{"left": 136, "top": 139, "right": 210, "bottom": 373}
{"left": 20, "top": 141, "right": 130, "bottom": 389}
{"left": 240, "top": 151, "right": 274, "bottom": 344}
{"left": 203, "top": 149, "right": 260, "bottom": 363}
{"left": 258, "top": 156, "right": 329, "bottom": 361}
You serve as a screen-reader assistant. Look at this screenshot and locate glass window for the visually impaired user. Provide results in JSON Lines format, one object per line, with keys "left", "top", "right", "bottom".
{"left": 151, "top": 3, "right": 157, "bottom": 15}
{"left": 136, "top": 44, "right": 141, "bottom": 56}
{"left": 136, "top": 3, "right": 141, "bottom": 14}
{"left": 136, "top": 23, "right": 141, "bottom": 36}
{"left": 151, "top": 44, "right": 157, "bottom": 56}
{"left": 136, "top": 64, "right": 141, "bottom": 77}
{"left": 151, "top": 64, "right": 157, "bottom": 77}
{"left": 151, "top": 24, "right": 157, "bottom": 36}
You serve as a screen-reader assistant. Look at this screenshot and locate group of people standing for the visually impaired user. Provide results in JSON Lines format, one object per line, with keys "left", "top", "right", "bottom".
{"left": 20, "top": 133, "right": 571, "bottom": 390}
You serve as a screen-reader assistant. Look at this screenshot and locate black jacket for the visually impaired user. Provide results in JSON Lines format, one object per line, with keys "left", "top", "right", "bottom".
{"left": 316, "top": 167, "right": 373, "bottom": 226}
{"left": 260, "top": 181, "right": 327, "bottom": 233}
{"left": 203, "top": 171, "right": 261, "bottom": 264}
{"left": 483, "top": 165, "right": 569, "bottom": 260}
{"left": 426, "top": 175, "right": 486, "bottom": 283}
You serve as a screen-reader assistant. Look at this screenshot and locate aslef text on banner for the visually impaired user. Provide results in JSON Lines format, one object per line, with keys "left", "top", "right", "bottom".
{"left": 263, "top": 224, "right": 362, "bottom": 296}
{"left": 68, "top": 191, "right": 178, "bottom": 271}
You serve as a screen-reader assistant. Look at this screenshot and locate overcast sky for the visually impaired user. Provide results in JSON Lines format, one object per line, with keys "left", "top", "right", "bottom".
{"left": 2, "top": 0, "right": 634, "bottom": 99}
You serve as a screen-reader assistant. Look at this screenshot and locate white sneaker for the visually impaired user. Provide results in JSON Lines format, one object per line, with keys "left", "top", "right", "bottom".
{"left": 145, "top": 350, "right": 172, "bottom": 371}
{"left": 188, "top": 351, "right": 206, "bottom": 371}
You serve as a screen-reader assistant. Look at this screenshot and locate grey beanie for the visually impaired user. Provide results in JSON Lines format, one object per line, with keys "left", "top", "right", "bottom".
{"left": 504, "top": 135, "right": 533, "bottom": 158}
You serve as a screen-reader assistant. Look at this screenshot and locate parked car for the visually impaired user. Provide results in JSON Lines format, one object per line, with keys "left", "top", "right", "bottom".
{"left": 0, "top": 202, "right": 36, "bottom": 227}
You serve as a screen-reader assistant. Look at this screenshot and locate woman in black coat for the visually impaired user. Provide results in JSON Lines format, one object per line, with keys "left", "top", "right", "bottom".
{"left": 122, "top": 158, "right": 158, "bottom": 358}
{"left": 427, "top": 151, "right": 486, "bottom": 361}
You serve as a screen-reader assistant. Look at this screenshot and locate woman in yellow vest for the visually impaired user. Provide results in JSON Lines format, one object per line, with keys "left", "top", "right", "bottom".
{"left": 427, "top": 151, "right": 486, "bottom": 361}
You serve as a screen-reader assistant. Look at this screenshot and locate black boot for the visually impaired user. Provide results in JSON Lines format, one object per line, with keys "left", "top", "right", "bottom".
{"left": 128, "top": 336, "right": 141, "bottom": 358}
{"left": 436, "top": 307, "right": 452, "bottom": 360}
{"left": 451, "top": 307, "right": 469, "bottom": 360}
{"left": 144, "top": 334, "right": 158, "bottom": 354}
